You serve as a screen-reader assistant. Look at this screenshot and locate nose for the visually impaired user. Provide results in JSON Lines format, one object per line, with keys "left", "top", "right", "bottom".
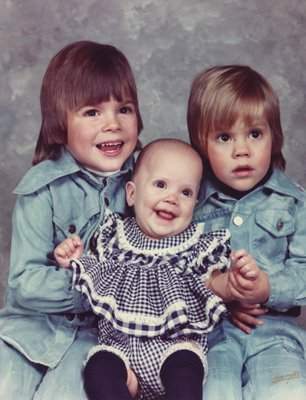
{"left": 164, "top": 192, "right": 178, "bottom": 205}
{"left": 232, "top": 138, "right": 250, "bottom": 158}
{"left": 101, "top": 111, "right": 120, "bottom": 132}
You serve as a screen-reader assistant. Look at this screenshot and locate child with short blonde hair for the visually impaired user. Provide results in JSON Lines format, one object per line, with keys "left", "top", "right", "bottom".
{"left": 188, "top": 65, "right": 306, "bottom": 399}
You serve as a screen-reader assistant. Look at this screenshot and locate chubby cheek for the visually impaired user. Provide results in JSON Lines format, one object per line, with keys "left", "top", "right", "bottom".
{"left": 181, "top": 204, "right": 196, "bottom": 227}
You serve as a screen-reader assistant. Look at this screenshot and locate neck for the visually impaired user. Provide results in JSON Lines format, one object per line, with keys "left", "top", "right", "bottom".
{"left": 212, "top": 169, "right": 273, "bottom": 199}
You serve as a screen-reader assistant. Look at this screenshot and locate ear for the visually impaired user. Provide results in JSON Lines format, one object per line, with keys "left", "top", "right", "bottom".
{"left": 126, "top": 181, "right": 136, "bottom": 207}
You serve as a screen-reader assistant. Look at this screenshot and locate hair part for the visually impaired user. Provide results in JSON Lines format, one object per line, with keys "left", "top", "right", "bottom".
{"left": 187, "top": 65, "right": 285, "bottom": 170}
{"left": 33, "top": 40, "right": 143, "bottom": 165}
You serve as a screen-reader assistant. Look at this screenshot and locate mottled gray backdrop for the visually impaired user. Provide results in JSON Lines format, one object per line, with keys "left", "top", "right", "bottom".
{"left": 1, "top": 1, "right": 306, "bottom": 326}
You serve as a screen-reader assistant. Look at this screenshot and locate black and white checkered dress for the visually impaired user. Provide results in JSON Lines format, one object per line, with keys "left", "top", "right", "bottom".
{"left": 71, "top": 212, "right": 230, "bottom": 399}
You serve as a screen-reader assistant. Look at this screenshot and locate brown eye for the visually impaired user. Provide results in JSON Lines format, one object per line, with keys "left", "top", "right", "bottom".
{"left": 84, "top": 109, "right": 99, "bottom": 117}
{"left": 154, "top": 180, "right": 166, "bottom": 189}
{"left": 217, "top": 132, "right": 231, "bottom": 142}
{"left": 182, "top": 189, "right": 193, "bottom": 197}
{"left": 249, "top": 129, "right": 262, "bottom": 139}
{"left": 120, "top": 103, "right": 135, "bottom": 114}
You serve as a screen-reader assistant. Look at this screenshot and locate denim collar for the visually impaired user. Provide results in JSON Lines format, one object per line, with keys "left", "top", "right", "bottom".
{"left": 14, "top": 148, "right": 134, "bottom": 195}
{"left": 198, "top": 168, "right": 305, "bottom": 207}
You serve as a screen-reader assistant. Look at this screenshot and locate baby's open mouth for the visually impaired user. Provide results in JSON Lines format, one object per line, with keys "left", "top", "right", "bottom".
{"left": 156, "top": 210, "right": 175, "bottom": 220}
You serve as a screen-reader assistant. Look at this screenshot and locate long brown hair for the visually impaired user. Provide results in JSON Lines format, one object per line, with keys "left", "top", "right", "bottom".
{"left": 187, "top": 65, "right": 285, "bottom": 170}
{"left": 33, "top": 40, "right": 143, "bottom": 165}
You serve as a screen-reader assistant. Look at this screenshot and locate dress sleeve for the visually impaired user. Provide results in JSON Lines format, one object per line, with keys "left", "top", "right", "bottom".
{"left": 192, "top": 228, "right": 231, "bottom": 280}
{"left": 88, "top": 210, "right": 121, "bottom": 261}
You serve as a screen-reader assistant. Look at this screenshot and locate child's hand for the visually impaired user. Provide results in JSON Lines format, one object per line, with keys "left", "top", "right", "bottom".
{"left": 54, "top": 235, "right": 84, "bottom": 268}
{"left": 227, "top": 249, "right": 270, "bottom": 304}
{"left": 228, "top": 301, "right": 268, "bottom": 334}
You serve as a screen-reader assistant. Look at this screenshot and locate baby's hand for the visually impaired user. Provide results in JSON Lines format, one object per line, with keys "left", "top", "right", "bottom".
{"left": 227, "top": 249, "right": 270, "bottom": 304}
{"left": 231, "top": 249, "right": 259, "bottom": 280}
{"left": 54, "top": 235, "right": 84, "bottom": 268}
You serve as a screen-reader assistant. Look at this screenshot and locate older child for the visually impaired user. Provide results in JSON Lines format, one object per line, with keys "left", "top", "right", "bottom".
{"left": 0, "top": 40, "right": 143, "bottom": 399}
{"left": 55, "top": 138, "right": 261, "bottom": 400}
{"left": 188, "top": 64, "right": 306, "bottom": 399}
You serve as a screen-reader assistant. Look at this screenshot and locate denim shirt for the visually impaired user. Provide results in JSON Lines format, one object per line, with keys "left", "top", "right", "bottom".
{"left": 193, "top": 169, "right": 306, "bottom": 310}
{"left": 0, "top": 149, "right": 133, "bottom": 367}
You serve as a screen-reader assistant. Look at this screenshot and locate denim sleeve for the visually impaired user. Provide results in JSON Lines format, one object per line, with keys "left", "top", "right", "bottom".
{"left": 266, "top": 199, "right": 306, "bottom": 309}
{"left": 7, "top": 190, "right": 87, "bottom": 313}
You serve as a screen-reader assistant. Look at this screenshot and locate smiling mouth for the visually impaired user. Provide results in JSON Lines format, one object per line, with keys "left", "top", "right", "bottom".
{"left": 96, "top": 141, "right": 123, "bottom": 155}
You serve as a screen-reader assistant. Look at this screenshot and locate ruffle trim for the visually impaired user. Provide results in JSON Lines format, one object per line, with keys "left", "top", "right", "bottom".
{"left": 72, "top": 256, "right": 227, "bottom": 337}
{"left": 116, "top": 218, "right": 205, "bottom": 256}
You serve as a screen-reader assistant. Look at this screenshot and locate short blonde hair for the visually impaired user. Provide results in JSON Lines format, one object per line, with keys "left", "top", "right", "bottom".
{"left": 187, "top": 65, "right": 285, "bottom": 170}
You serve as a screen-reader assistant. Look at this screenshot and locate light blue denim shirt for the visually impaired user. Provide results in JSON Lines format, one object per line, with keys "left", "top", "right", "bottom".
{"left": 0, "top": 149, "right": 133, "bottom": 367}
{"left": 193, "top": 169, "right": 306, "bottom": 310}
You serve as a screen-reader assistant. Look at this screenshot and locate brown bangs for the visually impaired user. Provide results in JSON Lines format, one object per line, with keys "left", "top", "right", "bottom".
{"left": 209, "top": 94, "right": 267, "bottom": 135}
{"left": 34, "top": 41, "right": 143, "bottom": 165}
{"left": 62, "top": 47, "right": 138, "bottom": 111}
{"left": 188, "top": 65, "right": 285, "bottom": 169}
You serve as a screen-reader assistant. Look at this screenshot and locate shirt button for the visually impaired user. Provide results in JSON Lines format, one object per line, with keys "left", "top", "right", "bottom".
{"left": 68, "top": 224, "right": 76, "bottom": 234}
{"left": 233, "top": 215, "right": 244, "bottom": 226}
{"left": 104, "top": 197, "right": 110, "bottom": 206}
{"left": 276, "top": 219, "right": 284, "bottom": 231}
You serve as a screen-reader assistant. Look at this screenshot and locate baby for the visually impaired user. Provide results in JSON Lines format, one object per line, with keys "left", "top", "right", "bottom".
{"left": 55, "top": 138, "right": 259, "bottom": 400}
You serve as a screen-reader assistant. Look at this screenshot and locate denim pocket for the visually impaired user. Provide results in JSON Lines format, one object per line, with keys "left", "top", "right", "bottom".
{"left": 253, "top": 210, "right": 295, "bottom": 263}
{"left": 255, "top": 210, "right": 295, "bottom": 237}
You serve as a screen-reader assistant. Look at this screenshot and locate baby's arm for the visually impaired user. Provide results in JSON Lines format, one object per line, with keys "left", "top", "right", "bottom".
{"left": 54, "top": 235, "right": 84, "bottom": 268}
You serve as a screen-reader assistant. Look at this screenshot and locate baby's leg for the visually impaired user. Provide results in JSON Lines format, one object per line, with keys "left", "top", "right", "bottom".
{"left": 83, "top": 350, "right": 133, "bottom": 400}
{"left": 160, "top": 349, "right": 204, "bottom": 400}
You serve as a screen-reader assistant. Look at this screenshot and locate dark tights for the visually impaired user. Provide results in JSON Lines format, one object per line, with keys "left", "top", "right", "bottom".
{"left": 83, "top": 349, "right": 204, "bottom": 400}
{"left": 161, "top": 350, "right": 204, "bottom": 400}
{"left": 83, "top": 351, "right": 132, "bottom": 400}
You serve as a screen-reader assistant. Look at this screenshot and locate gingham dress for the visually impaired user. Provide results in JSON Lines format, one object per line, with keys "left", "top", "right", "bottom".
{"left": 71, "top": 212, "right": 230, "bottom": 399}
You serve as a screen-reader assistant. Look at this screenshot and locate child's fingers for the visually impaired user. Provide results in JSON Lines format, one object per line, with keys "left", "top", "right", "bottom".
{"left": 54, "top": 246, "right": 67, "bottom": 258}
{"left": 231, "top": 249, "right": 248, "bottom": 263}
{"left": 228, "top": 269, "right": 256, "bottom": 291}
{"left": 233, "top": 254, "right": 253, "bottom": 269}
{"left": 230, "top": 310, "right": 264, "bottom": 334}
{"left": 239, "top": 264, "right": 259, "bottom": 279}
{"left": 65, "top": 237, "right": 79, "bottom": 251}
{"left": 70, "top": 234, "right": 82, "bottom": 247}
